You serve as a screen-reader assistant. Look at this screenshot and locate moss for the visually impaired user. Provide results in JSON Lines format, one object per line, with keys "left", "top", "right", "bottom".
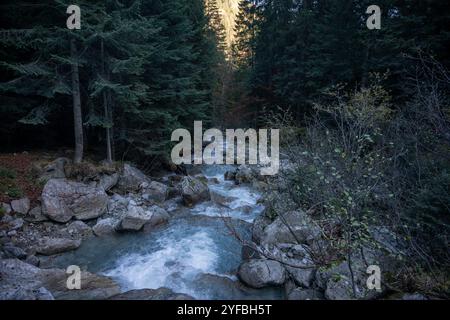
{"left": 0, "top": 166, "right": 16, "bottom": 179}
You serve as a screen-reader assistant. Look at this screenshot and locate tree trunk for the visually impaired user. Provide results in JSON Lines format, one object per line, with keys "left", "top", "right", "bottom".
{"left": 71, "top": 39, "right": 83, "bottom": 164}
{"left": 101, "top": 39, "right": 113, "bottom": 164}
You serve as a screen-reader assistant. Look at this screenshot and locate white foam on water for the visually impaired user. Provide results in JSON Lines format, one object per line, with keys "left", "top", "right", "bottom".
{"left": 104, "top": 230, "right": 218, "bottom": 297}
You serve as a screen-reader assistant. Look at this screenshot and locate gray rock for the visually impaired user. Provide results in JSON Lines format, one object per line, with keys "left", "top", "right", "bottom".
{"left": 3, "top": 244, "right": 27, "bottom": 259}
{"left": 42, "top": 179, "right": 108, "bottom": 222}
{"left": 117, "top": 204, "right": 168, "bottom": 232}
{"left": 287, "top": 288, "right": 324, "bottom": 300}
{"left": 38, "top": 157, "right": 70, "bottom": 183}
{"left": 9, "top": 218, "right": 24, "bottom": 230}
{"left": 25, "top": 206, "right": 48, "bottom": 222}
{"left": 0, "top": 259, "right": 120, "bottom": 300}
{"left": 97, "top": 173, "right": 119, "bottom": 192}
{"left": 238, "top": 259, "right": 286, "bottom": 288}
{"left": 1, "top": 202, "right": 12, "bottom": 214}
{"left": 180, "top": 176, "right": 210, "bottom": 207}
{"left": 66, "top": 221, "right": 93, "bottom": 239}
{"left": 35, "top": 237, "right": 81, "bottom": 255}
{"left": 241, "top": 245, "right": 261, "bottom": 260}
{"left": 116, "top": 164, "right": 150, "bottom": 193}
{"left": 93, "top": 218, "right": 117, "bottom": 236}
{"left": 11, "top": 198, "right": 30, "bottom": 214}
{"left": 235, "top": 165, "right": 254, "bottom": 184}
{"left": 261, "top": 210, "right": 321, "bottom": 246}
{"left": 0, "top": 285, "right": 54, "bottom": 300}
{"left": 210, "top": 188, "right": 239, "bottom": 207}
{"left": 141, "top": 181, "right": 168, "bottom": 203}
{"left": 401, "top": 293, "right": 427, "bottom": 300}
{"left": 109, "top": 288, "right": 194, "bottom": 300}
{"left": 25, "top": 255, "right": 40, "bottom": 267}
{"left": 143, "top": 206, "right": 170, "bottom": 232}
{"left": 252, "top": 214, "right": 272, "bottom": 244}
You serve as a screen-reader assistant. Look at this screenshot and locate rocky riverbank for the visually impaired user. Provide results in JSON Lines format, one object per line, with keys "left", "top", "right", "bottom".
{"left": 0, "top": 157, "right": 429, "bottom": 300}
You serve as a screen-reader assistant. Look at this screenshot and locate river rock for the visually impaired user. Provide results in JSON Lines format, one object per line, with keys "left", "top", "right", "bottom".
{"left": 261, "top": 210, "right": 321, "bottom": 246}
{"left": 109, "top": 288, "right": 194, "bottom": 300}
{"left": 116, "top": 164, "right": 150, "bottom": 193}
{"left": 238, "top": 259, "right": 286, "bottom": 288}
{"left": 235, "top": 165, "right": 254, "bottom": 184}
{"left": 93, "top": 218, "right": 117, "bottom": 236}
{"left": 0, "top": 259, "right": 120, "bottom": 300}
{"left": 25, "top": 206, "right": 48, "bottom": 222}
{"left": 141, "top": 181, "right": 168, "bottom": 203}
{"left": 210, "top": 188, "right": 239, "bottom": 207}
{"left": 117, "top": 204, "right": 169, "bottom": 232}
{"left": 66, "top": 221, "right": 93, "bottom": 239}
{"left": 11, "top": 198, "right": 30, "bottom": 214}
{"left": 42, "top": 179, "right": 108, "bottom": 222}
{"left": 35, "top": 237, "right": 81, "bottom": 255}
{"left": 180, "top": 176, "right": 210, "bottom": 207}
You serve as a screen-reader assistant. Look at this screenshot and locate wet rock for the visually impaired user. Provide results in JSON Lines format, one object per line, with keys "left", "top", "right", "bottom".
{"left": 141, "top": 181, "right": 168, "bottom": 203}
{"left": 210, "top": 188, "right": 239, "bottom": 207}
{"left": 401, "top": 293, "right": 428, "bottom": 300}
{"left": 117, "top": 204, "right": 169, "bottom": 232}
{"left": 238, "top": 259, "right": 286, "bottom": 288}
{"left": 180, "top": 176, "right": 210, "bottom": 207}
{"left": 11, "top": 198, "right": 30, "bottom": 215}
{"left": 143, "top": 206, "right": 170, "bottom": 232}
{"left": 235, "top": 165, "right": 254, "bottom": 184}
{"left": 261, "top": 210, "right": 321, "bottom": 246}
{"left": 66, "top": 221, "right": 93, "bottom": 239}
{"left": 116, "top": 164, "right": 150, "bottom": 193}
{"left": 224, "top": 169, "right": 236, "bottom": 181}
{"left": 93, "top": 218, "right": 117, "bottom": 236}
{"left": 42, "top": 179, "right": 108, "bottom": 222}
{"left": 109, "top": 288, "right": 194, "bottom": 300}
{"left": 35, "top": 237, "right": 81, "bottom": 255}
{"left": 25, "top": 206, "right": 48, "bottom": 223}
{"left": 97, "top": 173, "right": 119, "bottom": 192}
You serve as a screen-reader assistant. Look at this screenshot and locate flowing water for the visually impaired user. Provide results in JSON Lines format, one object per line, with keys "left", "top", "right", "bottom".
{"left": 44, "top": 165, "right": 284, "bottom": 299}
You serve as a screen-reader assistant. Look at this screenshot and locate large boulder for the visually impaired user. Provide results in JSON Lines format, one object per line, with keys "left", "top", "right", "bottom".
{"left": 11, "top": 198, "right": 30, "bottom": 215}
{"left": 35, "top": 237, "right": 81, "bottom": 256}
{"left": 261, "top": 210, "right": 321, "bottom": 246}
{"left": 93, "top": 218, "right": 118, "bottom": 236}
{"left": 0, "top": 259, "right": 120, "bottom": 300}
{"left": 252, "top": 214, "right": 272, "bottom": 244}
{"left": 1, "top": 202, "right": 12, "bottom": 214}
{"left": 180, "top": 176, "right": 210, "bottom": 207}
{"left": 116, "top": 164, "right": 150, "bottom": 193}
{"left": 117, "top": 204, "right": 169, "bottom": 232}
{"left": 287, "top": 288, "right": 324, "bottom": 300}
{"left": 238, "top": 259, "right": 286, "bottom": 288}
{"left": 210, "top": 188, "right": 239, "bottom": 207}
{"left": 141, "top": 181, "right": 168, "bottom": 203}
{"left": 41, "top": 179, "right": 108, "bottom": 223}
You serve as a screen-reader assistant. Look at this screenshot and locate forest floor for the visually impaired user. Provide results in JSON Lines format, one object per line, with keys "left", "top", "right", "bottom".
{"left": 0, "top": 152, "right": 46, "bottom": 206}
